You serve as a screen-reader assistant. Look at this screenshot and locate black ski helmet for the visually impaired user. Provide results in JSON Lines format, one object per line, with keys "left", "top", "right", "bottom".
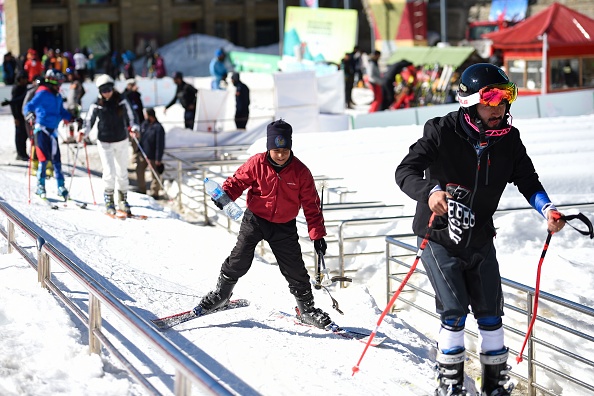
{"left": 458, "top": 63, "right": 517, "bottom": 114}
{"left": 458, "top": 63, "right": 511, "bottom": 101}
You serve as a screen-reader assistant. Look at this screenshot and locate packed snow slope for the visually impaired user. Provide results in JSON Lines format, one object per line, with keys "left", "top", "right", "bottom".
{"left": 1, "top": 107, "right": 594, "bottom": 395}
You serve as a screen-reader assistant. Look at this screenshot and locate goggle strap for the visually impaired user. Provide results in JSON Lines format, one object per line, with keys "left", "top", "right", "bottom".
{"left": 476, "top": 119, "right": 488, "bottom": 146}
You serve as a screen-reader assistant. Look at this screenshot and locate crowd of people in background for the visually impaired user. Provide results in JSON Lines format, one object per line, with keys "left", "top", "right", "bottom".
{"left": 2, "top": 45, "right": 169, "bottom": 89}
{"left": 2, "top": 47, "right": 96, "bottom": 85}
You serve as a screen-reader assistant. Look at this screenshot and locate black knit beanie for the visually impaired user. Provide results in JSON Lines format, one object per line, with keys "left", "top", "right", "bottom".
{"left": 266, "top": 119, "right": 292, "bottom": 150}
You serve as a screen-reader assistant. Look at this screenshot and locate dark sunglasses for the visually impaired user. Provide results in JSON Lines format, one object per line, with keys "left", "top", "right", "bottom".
{"left": 99, "top": 86, "right": 114, "bottom": 94}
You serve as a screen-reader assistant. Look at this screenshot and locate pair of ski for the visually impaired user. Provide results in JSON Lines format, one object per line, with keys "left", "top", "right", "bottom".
{"left": 151, "top": 299, "right": 386, "bottom": 347}
{"left": 106, "top": 210, "right": 148, "bottom": 220}
{"left": 38, "top": 194, "right": 87, "bottom": 210}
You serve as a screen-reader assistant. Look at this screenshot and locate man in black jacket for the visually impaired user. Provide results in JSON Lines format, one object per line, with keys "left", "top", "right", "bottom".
{"left": 164, "top": 71, "right": 197, "bottom": 129}
{"left": 230, "top": 72, "right": 250, "bottom": 129}
{"left": 135, "top": 108, "right": 165, "bottom": 199}
{"left": 395, "top": 63, "right": 566, "bottom": 396}
{"left": 1, "top": 72, "right": 30, "bottom": 160}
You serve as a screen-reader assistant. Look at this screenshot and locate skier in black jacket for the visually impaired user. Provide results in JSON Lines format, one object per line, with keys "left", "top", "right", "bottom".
{"left": 83, "top": 74, "right": 138, "bottom": 216}
{"left": 395, "top": 63, "right": 566, "bottom": 396}
{"left": 230, "top": 72, "right": 250, "bottom": 129}
{"left": 1, "top": 72, "right": 30, "bottom": 160}
{"left": 164, "top": 71, "right": 197, "bottom": 129}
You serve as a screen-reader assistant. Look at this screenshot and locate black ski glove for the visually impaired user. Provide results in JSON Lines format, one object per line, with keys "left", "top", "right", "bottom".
{"left": 1, "top": 99, "right": 9, "bottom": 106}
{"left": 447, "top": 199, "right": 475, "bottom": 245}
{"left": 211, "top": 197, "right": 223, "bottom": 210}
{"left": 444, "top": 183, "right": 475, "bottom": 245}
{"left": 314, "top": 238, "right": 327, "bottom": 255}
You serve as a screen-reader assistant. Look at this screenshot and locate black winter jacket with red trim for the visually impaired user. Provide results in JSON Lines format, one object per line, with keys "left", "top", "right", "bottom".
{"left": 395, "top": 110, "right": 545, "bottom": 249}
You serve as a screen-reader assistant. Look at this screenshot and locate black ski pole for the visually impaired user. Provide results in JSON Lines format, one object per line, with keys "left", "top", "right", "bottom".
{"left": 315, "top": 183, "right": 325, "bottom": 288}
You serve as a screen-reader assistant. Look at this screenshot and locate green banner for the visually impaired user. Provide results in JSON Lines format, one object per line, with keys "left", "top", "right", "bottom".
{"left": 284, "top": 7, "right": 358, "bottom": 64}
{"left": 229, "top": 52, "right": 281, "bottom": 74}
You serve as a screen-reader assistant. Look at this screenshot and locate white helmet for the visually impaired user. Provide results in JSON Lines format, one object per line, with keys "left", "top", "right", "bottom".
{"left": 96, "top": 74, "right": 114, "bottom": 89}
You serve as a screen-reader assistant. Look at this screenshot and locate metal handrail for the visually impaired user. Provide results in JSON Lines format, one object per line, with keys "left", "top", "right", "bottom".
{"left": 385, "top": 232, "right": 594, "bottom": 396}
{"left": 0, "top": 200, "right": 238, "bottom": 396}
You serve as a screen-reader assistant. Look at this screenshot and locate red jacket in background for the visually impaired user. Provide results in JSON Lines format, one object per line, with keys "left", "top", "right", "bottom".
{"left": 223, "top": 152, "right": 326, "bottom": 240}
{"left": 24, "top": 58, "right": 44, "bottom": 83}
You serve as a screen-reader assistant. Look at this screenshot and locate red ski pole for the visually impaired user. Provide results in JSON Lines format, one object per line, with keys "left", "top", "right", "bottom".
{"left": 83, "top": 141, "right": 97, "bottom": 205}
{"left": 516, "top": 211, "right": 564, "bottom": 364}
{"left": 352, "top": 213, "right": 435, "bottom": 376}
{"left": 516, "top": 229, "right": 553, "bottom": 364}
{"left": 516, "top": 211, "right": 593, "bottom": 364}
{"left": 27, "top": 144, "right": 33, "bottom": 205}
{"left": 27, "top": 120, "right": 35, "bottom": 205}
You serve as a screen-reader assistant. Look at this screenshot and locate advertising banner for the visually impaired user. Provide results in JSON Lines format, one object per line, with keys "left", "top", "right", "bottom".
{"left": 283, "top": 7, "right": 358, "bottom": 65}
{"left": 228, "top": 52, "right": 281, "bottom": 74}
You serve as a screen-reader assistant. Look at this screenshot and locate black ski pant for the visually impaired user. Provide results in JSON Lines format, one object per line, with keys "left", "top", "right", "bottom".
{"left": 221, "top": 209, "right": 311, "bottom": 294}
{"left": 15, "top": 119, "right": 29, "bottom": 158}
{"left": 234, "top": 111, "right": 249, "bottom": 129}
{"left": 184, "top": 108, "right": 196, "bottom": 129}
{"left": 419, "top": 238, "right": 504, "bottom": 323}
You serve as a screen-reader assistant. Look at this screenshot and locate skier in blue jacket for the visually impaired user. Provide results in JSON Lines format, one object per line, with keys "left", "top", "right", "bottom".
{"left": 24, "top": 69, "right": 78, "bottom": 200}
{"left": 209, "top": 48, "right": 228, "bottom": 90}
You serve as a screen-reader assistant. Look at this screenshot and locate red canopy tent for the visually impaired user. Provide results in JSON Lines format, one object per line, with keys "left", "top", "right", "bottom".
{"left": 484, "top": 2, "right": 594, "bottom": 94}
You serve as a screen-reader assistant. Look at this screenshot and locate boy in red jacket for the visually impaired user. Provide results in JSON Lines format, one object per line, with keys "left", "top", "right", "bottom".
{"left": 195, "top": 119, "right": 332, "bottom": 328}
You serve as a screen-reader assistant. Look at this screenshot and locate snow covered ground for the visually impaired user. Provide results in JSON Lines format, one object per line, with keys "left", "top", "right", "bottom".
{"left": 1, "top": 108, "right": 594, "bottom": 395}
{"left": 1, "top": 37, "right": 594, "bottom": 394}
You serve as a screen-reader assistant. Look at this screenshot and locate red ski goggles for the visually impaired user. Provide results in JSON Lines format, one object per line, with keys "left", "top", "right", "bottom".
{"left": 459, "top": 82, "right": 518, "bottom": 107}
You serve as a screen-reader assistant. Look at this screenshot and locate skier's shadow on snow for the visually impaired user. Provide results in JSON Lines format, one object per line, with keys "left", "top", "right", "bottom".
{"left": 181, "top": 318, "right": 400, "bottom": 350}
{"left": 186, "top": 317, "right": 436, "bottom": 367}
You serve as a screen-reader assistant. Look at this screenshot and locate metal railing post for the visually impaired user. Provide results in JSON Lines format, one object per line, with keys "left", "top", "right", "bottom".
{"left": 385, "top": 240, "right": 391, "bottom": 305}
{"left": 89, "top": 294, "right": 102, "bottom": 355}
{"left": 202, "top": 169, "right": 210, "bottom": 225}
{"left": 177, "top": 160, "right": 183, "bottom": 211}
{"left": 37, "top": 237, "right": 50, "bottom": 289}
{"left": 338, "top": 222, "right": 346, "bottom": 288}
{"left": 7, "top": 218, "right": 14, "bottom": 254}
{"left": 174, "top": 369, "right": 192, "bottom": 396}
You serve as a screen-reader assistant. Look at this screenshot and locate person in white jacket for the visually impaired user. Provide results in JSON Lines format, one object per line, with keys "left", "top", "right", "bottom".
{"left": 83, "top": 74, "right": 138, "bottom": 216}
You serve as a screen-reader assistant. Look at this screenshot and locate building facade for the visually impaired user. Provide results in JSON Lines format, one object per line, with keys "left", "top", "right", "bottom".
{"left": 5, "top": 0, "right": 594, "bottom": 66}
{"left": 4, "top": 0, "right": 282, "bottom": 59}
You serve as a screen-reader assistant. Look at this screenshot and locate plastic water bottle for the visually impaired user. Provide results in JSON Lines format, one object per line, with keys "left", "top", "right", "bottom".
{"left": 204, "top": 178, "right": 243, "bottom": 221}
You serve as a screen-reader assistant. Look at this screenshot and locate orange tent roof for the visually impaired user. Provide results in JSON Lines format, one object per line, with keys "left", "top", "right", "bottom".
{"left": 485, "top": 2, "right": 594, "bottom": 50}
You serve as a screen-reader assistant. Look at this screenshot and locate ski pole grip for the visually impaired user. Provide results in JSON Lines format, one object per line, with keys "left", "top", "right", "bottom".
{"left": 561, "top": 213, "right": 594, "bottom": 239}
